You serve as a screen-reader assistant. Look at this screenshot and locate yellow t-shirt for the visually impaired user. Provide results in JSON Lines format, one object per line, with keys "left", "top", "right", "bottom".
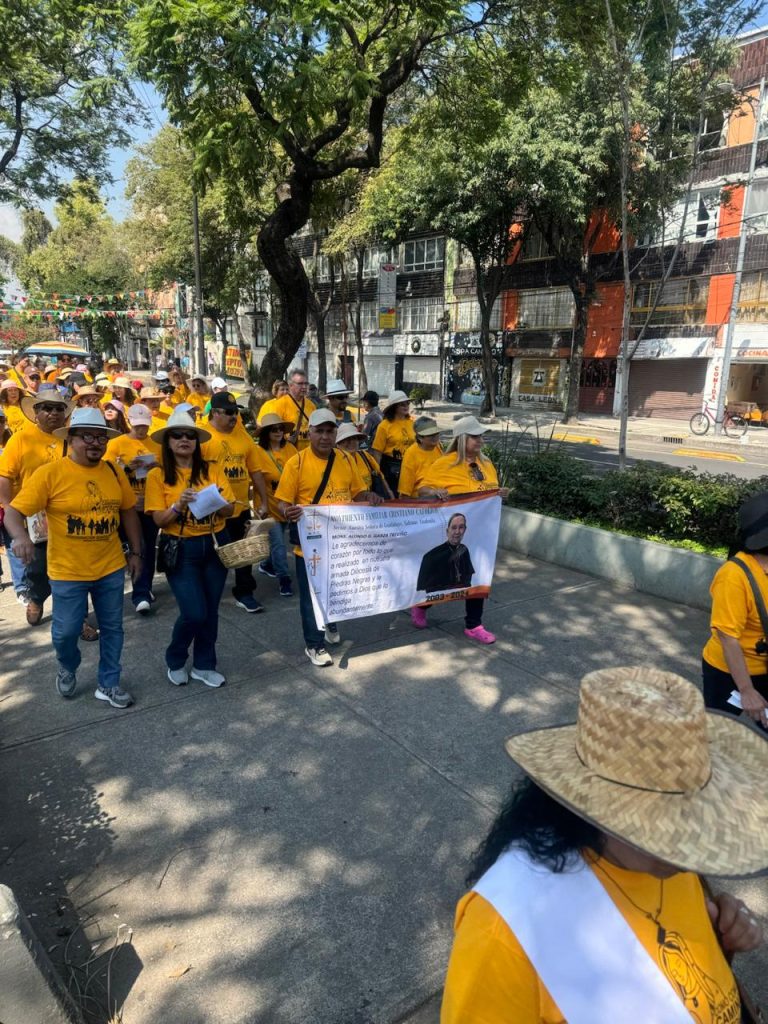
{"left": 0, "top": 422, "right": 64, "bottom": 496}
{"left": 703, "top": 553, "right": 768, "bottom": 674}
{"left": 398, "top": 443, "right": 443, "bottom": 497}
{"left": 11, "top": 459, "right": 136, "bottom": 581}
{"left": 441, "top": 854, "right": 739, "bottom": 1024}
{"left": 351, "top": 450, "right": 382, "bottom": 492}
{"left": 274, "top": 448, "right": 365, "bottom": 555}
{"left": 144, "top": 463, "right": 235, "bottom": 537}
{"left": 3, "top": 404, "right": 27, "bottom": 435}
{"left": 252, "top": 442, "right": 298, "bottom": 519}
{"left": 201, "top": 426, "right": 261, "bottom": 508}
{"left": 257, "top": 397, "right": 291, "bottom": 424}
{"left": 104, "top": 434, "right": 161, "bottom": 503}
{"left": 422, "top": 453, "right": 499, "bottom": 494}
{"left": 185, "top": 390, "right": 210, "bottom": 411}
{"left": 372, "top": 417, "right": 416, "bottom": 458}
{"left": 273, "top": 394, "right": 317, "bottom": 449}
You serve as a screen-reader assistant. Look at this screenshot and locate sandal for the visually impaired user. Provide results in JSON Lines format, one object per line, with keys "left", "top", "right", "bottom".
{"left": 80, "top": 622, "right": 100, "bottom": 642}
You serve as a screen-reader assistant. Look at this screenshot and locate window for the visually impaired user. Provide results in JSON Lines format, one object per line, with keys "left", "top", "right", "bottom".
{"left": 453, "top": 297, "right": 502, "bottom": 331}
{"left": 361, "top": 245, "right": 397, "bottom": 277}
{"left": 745, "top": 179, "right": 768, "bottom": 234}
{"left": 579, "top": 359, "right": 617, "bottom": 389}
{"left": 520, "top": 226, "right": 550, "bottom": 261}
{"left": 631, "top": 277, "right": 709, "bottom": 326}
{"left": 399, "top": 296, "right": 444, "bottom": 332}
{"left": 641, "top": 188, "right": 721, "bottom": 246}
{"left": 516, "top": 287, "right": 575, "bottom": 330}
{"left": 403, "top": 237, "right": 445, "bottom": 272}
{"left": 304, "top": 254, "right": 331, "bottom": 283}
{"left": 737, "top": 271, "right": 768, "bottom": 322}
{"left": 699, "top": 111, "right": 727, "bottom": 152}
{"left": 322, "top": 301, "right": 379, "bottom": 340}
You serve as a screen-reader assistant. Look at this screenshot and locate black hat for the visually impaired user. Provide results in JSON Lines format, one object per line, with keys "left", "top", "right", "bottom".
{"left": 210, "top": 391, "right": 238, "bottom": 413}
{"left": 739, "top": 492, "right": 768, "bottom": 551}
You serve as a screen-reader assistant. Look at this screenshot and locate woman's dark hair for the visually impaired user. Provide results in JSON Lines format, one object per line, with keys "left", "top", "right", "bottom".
{"left": 258, "top": 428, "right": 285, "bottom": 450}
{"left": 384, "top": 402, "right": 405, "bottom": 422}
{"left": 465, "top": 778, "right": 604, "bottom": 887}
{"left": 161, "top": 432, "right": 209, "bottom": 486}
{"left": 729, "top": 529, "right": 768, "bottom": 559}
{"left": 106, "top": 409, "right": 129, "bottom": 435}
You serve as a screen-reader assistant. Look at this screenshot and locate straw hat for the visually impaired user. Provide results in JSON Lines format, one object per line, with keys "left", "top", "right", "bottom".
{"left": 452, "top": 415, "right": 486, "bottom": 438}
{"left": 151, "top": 407, "right": 211, "bottom": 444}
{"left": 53, "top": 407, "right": 120, "bottom": 439}
{"left": 22, "top": 390, "right": 74, "bottom": 421}
{"left": 382, "top": 390, "right": 410, "bottom": 412}
{"left": 73, "top": 386, "right": 101, "bottom": 401}
{"left": 505, "top": 666, "right": 768, "bottom": 877}
{"left": 335, "top": 422, "right": 363, "bottom": 444}
{"left": 139, "top": 386, "right": 164, "bottom": 401}
{"left": 257, "top": 412, "right": 294, "bottom": 435}
{"left": 111, "top": 376, "right": 136, "bottom": 394}
{"left": 0, "top": 379, "right": 27, "bottom": 396}
{"left": 323, "top": 377, "right": 352, "bottom": 399}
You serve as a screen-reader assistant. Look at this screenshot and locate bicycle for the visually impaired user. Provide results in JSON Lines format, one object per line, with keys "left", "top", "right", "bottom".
{"left": 689, "top": 404, "right": 748, "bottom": 438}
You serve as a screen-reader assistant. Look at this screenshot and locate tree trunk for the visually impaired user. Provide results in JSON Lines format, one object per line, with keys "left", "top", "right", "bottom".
{"left": 473, "top": 254, "right": 498, "bottom": 417}
{"left": 315, "top": 316, "right": 328, "bottom": 394}
{"left": 563, "top": 285, "right": 590, "bottom": 423}
{"left": 255, "top": 177, "right": 312, "bottom": 388}
{"left": 235, "top": 315, "right": 257, "bottom": 384}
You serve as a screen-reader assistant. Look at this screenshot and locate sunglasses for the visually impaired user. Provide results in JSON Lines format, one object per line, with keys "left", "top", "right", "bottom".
{"left": 36, "top": 403, "right": 67, "bottom": 413}
{"left": 468, "top": 462, "right": 485, "bottom": 482}
{"left": 28, "top": 375, "right": 41, "bottom": 381}
{"left": 169, "top": 431, "right": 198, "bottom": 441}
{"left": 71, "top": 432, "right": 108, "bottom": 444}
{"left": 215, "top": 409, "right": 238, "bottom": 417}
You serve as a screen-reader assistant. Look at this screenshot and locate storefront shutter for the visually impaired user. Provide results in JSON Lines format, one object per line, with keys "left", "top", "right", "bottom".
{"left": 628, "top": 359, "right": 707, "bottom": 420}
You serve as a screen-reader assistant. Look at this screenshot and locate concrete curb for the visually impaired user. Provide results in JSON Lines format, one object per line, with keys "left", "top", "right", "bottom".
{"left": 499, "top": 506, "right": 722, "bottom": 611}
{"left": 0, "top": 885, "right": 84, "bottom": 1024}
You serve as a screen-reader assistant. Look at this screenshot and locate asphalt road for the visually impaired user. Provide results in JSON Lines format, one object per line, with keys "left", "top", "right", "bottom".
{"left": 505, "top": 426, "right": 768, "bottom": 478}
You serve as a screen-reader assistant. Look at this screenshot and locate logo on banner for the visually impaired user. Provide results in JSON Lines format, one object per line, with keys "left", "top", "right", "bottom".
{"left": 308, "top": 549, "right": 322, "bottom": 576}
{"left": 306, "top": 507, "right": 323, "bottom": 539}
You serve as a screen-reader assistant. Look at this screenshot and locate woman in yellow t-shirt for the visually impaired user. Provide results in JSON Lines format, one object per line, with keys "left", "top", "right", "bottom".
{"left": 253, "top": 412, "right": 298, "bottom": 595}
{"left": 0, "top": 379, "right": 28, "bottom": 435}
{"left": 702, "top": 492, "right": 768, "bottom": 730}
{"left": 144, "top": 410, "right": 235, "bottom": 688}
{"left": 442, "top": 667, "right": 767, "bottom": 1024}
{"left": 416, "top": 416, "right": 507, "bottom": 643}
{"left": 371, "top": 390, "right": 416, "bottom": 493}
{"left": 397, "top": 416, "right": 443, "bottom": 498}
{"left": 257, "top": 379, "right": 289, "bottom": 423}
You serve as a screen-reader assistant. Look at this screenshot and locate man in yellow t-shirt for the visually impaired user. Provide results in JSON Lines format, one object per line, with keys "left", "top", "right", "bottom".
{"left": 201, "top": 391, "right": 268, "bottom": 613}
{"left": 4, "top": 408, "right": 142, "bottom": 709}
{"left": 0, "top": 390, "right": 71, "bottom": 617}
{"left": 273, "top": 368, "right": 317, "bottom": 450}
{"left": 275, "top": 408, "right": 382, "bottom": 666}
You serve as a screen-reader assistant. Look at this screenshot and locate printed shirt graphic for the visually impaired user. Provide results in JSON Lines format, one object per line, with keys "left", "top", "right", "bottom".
{"left": 0, "top": 422, "right": 65, "bottom": 496}
{"left": 441, "top": 856, "right": 740, "bottom": 1024}
{"left": 144, "top": 463, "right": 235, "bottom": 537}
{"left": 105, "top": 435, "right": 161, "bottom": 500}
{"left": 273, "top": 394, "right": 317, "bottom": 449}
{"left": 11, "top": 459, "right": 136, "bottom": 581}
{"left": 421, "top": 453, "right": 499, "bottom": 494}
{"left": 372, "top": 417, "right": 416, "bottom": 458}
{"left": 398, "top": 443, "right": 443, "bottom": 497}
{"left": 201, "top": 427, "right": 261, "bottom": 507}
{"left": 253, "top": 442, "right": 298, "bottom": 519}
{"left": 704, "top": 553, "right": 768, "bottom": 675}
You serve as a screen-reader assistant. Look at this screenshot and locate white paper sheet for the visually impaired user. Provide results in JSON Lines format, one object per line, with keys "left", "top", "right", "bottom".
{"left": 133, "top": 454, "right": 158, "bottom": 480}
{"left": 187, "top": 483, "right": 229, "bottom": 520}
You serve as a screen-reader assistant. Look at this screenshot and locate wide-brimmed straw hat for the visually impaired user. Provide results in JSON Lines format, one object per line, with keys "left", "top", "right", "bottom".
{"left": 151, "top": 408, "right": 211, "bottom": 444}
{"left": 53, "top": 407, "right": 120, "bottom": 439}
{"left": 111, "top": 376, "right": 136, "bottom": 394}
{"left": 505, "top": 666, "right": 768, "bottom": 877}
{"left": 382, "top": 390, "right": 410, "bottom": 412}
{"left": 73, "top": 386, "right": 101, "bottom": 401}
{"left": 257, "top": 412, "right": 294, "bottom": 435}
{"left": 139, "top": 386, "right": 164, "bottom": 401}
{"left": 335, "top": 422, "right": 363, "bottom": 444}
{"left": 22, "top": 389, "right": 74, "bottom": 421}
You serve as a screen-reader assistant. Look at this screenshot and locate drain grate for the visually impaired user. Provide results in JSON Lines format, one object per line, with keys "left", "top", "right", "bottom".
{"left": 662, "top": 435, "right": 685, "bottom": 444}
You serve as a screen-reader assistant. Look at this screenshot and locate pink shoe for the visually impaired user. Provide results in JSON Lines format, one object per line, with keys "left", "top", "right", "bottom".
{"left": 464, "top": 625, "right": 495, "bottom": 645}
{"left": 411, "top": 606, "right": 428, "bottom": 629}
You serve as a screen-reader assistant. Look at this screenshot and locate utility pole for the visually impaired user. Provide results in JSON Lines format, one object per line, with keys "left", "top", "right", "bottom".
{"left": 192, "top": 193, "right": 205, "bottom": 375}
{"left": 715, "top": 76, "right": 766, "bottom": 435}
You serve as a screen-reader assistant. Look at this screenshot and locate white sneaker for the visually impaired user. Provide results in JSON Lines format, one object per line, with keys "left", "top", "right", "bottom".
{"left": 135, "top": 600, "right": 151, "bottom": 614}
{"left": 305, "top": 646, "right": 333, "bottom": 667}
{"left": 167, "top": 667, "right": 189, "bottom": 686}
{"left": 190, "top": 667, "right": 226, "bottom": 688}
{"left": 324, "top": 625, "right": 341, "bottom": 645}
{"left": 16, "top": 592, "right": 30, "bottom": 607}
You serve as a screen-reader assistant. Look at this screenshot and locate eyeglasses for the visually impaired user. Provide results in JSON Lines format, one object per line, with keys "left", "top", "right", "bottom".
{"left": 214, "top": 409, "right": 238, "bottom": 417}
{"left": 71, "top": 432, "right": 108, "bottom": 445}
{"left": 36, "top": 403, "right": 67, "bottom": 413}
{"left": 169, "top": 431, "right": 198, "bottom": 441}
{"left": 468, "top": 462, "right": 485, "bottom": 482}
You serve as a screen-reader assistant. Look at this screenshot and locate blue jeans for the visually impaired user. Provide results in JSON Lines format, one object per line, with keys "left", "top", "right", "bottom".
{"left": 269, "top": 521, "right": 290, "bottom": 580}
{"left": 132, "top": 511, "right": 158, "bottom": 605}
{"left": 50, "top": 568, "right": 126, "bottom": 690}
{"left": 295, "top": 554, "right": 324, "bottom": 648}
{"left": 1, "top": 526, "right": 27, "bottom": 594}
{"left": 165, "top": 531, "right": 228, "bottom": 671}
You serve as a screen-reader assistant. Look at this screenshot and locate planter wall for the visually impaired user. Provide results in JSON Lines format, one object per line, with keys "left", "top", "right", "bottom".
{"left": 499, "top": 506, "right": 722, "bottom": 611}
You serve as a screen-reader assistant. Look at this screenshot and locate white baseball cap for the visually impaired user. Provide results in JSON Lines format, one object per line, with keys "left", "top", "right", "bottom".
{"left": 210, "top": 376, "right": 227, "bottom": 390}
{"left": 127, "top": 403, "right": 152, "bottom": 426}
{"left": 308, "top": 408, "right": 337, "bottom": 428}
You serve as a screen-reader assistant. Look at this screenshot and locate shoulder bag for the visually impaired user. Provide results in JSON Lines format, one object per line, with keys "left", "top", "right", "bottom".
{"left": 288, "top": 451, "right": 335, "bottom": 547}
{"left": 157, "top": 510, "right": 187, "bottom": 573}
{"left": 359, "top": 450, "right": 389, "bottom": 499}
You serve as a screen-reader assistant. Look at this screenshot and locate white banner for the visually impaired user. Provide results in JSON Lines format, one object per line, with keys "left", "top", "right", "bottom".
{"left": 296, "top": 494, "right": 502, "bottom": 627}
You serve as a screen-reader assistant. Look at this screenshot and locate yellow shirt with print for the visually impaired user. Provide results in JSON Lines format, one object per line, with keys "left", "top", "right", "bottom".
{"left": 252, "top": 442, "right": 298, "bottom": 519}
{"left": 273, "top": 394, "right": 317, "bottom": 450}
{"left": 4, "top": 405, "right": 27, "bottom": 435}
{"left": 441, "top": 854, "right": 739, "bottom": 1024}
{"left": 398, "top": 443, "right": 443, "bottom": 497}
{"left": 372, "top": 417, "right": 416, "bottom": 458}
{"left": 703, "top": 553, "right": 768, "bottom": 675}
{"left": 11, "top": 459, "right": 136, "bottom": 581}
{"left": 201, "top": 426, "right": 261, "bottom": 508}
{"left": 105, "top": 434, "right": 161, "bottom": 506}
{"left": 144, "top": 463, "right": 235, "bottom": 538}
{"left": 274, "top": 448, "right": 365, "bottom": 556}
{"left": 352, "top": 450, "right": 382, "bottom": 492}
{"left": 0, "top": 422, "right": 64, "bottom": 496}
{"left": 422, "top": 452, "right": 499, "bottom": 494}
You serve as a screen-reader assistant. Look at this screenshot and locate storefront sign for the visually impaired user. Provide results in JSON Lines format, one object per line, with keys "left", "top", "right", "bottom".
{"left": 516, "top": 358, "right": 561, "bottom": 404}
{"left": 393, "top": 334, "right": 439, "bottom": 356}
{"left": 225, "top": 346, "right": 251, "bottom": 378}
{"left": 732, "top": 325, "right": 768, "bottom": 361}
{"left": 447, "top": 332, "right": 504, "bottom": 405}
{"left": 378, "top": 262, "right": 397, "bottom": 329}
{"left": 631, "top": 336, "right": 712, "bottom": 360}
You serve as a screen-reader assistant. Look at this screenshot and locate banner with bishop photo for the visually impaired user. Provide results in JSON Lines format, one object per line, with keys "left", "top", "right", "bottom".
{"left": 296, "top": 493, "right": 502, "bottom": 627}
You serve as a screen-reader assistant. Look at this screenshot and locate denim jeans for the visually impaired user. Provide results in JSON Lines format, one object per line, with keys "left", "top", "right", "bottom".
{"left": 165, "top": 531, "right": 228, "bottom": 671}
{"left": 50, "top": 567, "right": 126, "bottom": 690}
{"left": 295, "top": 553, "right": 324, "bottom": 649}
{"left": 1, "top": 526, "right": 27, "bottom": 594}
{"left": 132, "top": 510, "right": 159, "bottom": 605}
{"left": 26, "top": 541, "right": 51, "bottom": 605}
{"left": 227, "top": 510, "right": 257, "bottom": 598}
{"left": 268, "top": 521, "right": 290, "bottom": 580}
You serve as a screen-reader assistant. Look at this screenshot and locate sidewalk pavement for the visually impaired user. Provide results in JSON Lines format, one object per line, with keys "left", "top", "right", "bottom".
{"left": 2, "top": 550, "right": 766, "bottom": 1023}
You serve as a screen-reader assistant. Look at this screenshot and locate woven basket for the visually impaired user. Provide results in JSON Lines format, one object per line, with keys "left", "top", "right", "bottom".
{"left": 214, "top": 517, "right": 274, "bottom": 569}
